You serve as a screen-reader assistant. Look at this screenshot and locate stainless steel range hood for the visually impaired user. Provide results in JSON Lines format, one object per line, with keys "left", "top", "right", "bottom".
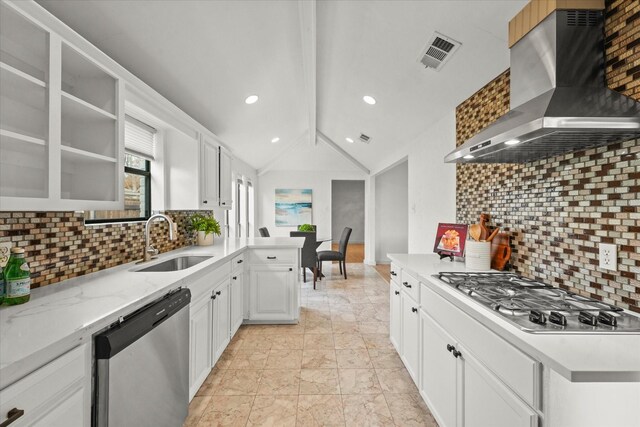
{"left": 445, "top": 10, "right": 640, "bottom": 164}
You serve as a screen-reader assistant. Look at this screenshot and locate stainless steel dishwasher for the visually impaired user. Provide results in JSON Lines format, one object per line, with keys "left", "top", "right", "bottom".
{"left": 94, "top": 288, "right": 191, "bottom": 427}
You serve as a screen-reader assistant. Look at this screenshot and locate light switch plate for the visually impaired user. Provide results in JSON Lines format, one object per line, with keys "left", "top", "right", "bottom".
{"left": 598, "top": 243, "right": 617, "bottom": 271}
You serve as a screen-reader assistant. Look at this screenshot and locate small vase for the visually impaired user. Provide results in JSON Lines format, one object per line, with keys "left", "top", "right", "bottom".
{"left": 196, "top": 231, "right": 214, "bottom": 246}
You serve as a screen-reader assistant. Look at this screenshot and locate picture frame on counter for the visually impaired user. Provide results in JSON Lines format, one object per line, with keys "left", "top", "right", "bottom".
{"left": 433, "top": 223, "right": 468, "bottom": 260}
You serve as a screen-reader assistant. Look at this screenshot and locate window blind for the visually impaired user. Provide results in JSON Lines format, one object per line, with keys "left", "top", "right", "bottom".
{"left": 125, "top": 115, "right": 156, "bottom": 160}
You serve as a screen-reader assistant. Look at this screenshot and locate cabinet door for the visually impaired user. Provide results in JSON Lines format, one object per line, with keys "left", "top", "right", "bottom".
{"left": 200, "top": 139, "right": 219, "bottom": 208}
{"left": 32, "top": 386, "right": 84, "bottom": 427}
{"left": 213, "top": 281, "right": 230, "bottom": 361}
{"left": 461, "top": 345, "right": 538, "bottom": 427}
{"left": 400, "top": 291, "right": 420, "bottom": 382}
{"left": 249, "top": 266, "right": 295, "bottom": 321}
{"left": 389, "top": 281, "right": 402, "bottom": 352}
{"left": 420, "top": 311, "right": 458, "bottom": 427}
{"left": 230, "top": 271, "right": 244, "bottom": 336}
{"left": 219, "top": 148, "right": 232, "bottom": 208}
{"left": 189, "top": 294, "right": 212, "bottom": 398}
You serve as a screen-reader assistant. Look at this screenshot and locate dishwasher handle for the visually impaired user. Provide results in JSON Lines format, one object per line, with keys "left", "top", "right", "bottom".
{"left": 95, "top": 288, "right": 191, "bottom": 360}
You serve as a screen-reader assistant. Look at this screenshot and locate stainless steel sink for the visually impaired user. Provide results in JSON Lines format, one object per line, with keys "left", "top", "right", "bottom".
{"left": 135, "top": 256, "right": 212, "bottom": 272}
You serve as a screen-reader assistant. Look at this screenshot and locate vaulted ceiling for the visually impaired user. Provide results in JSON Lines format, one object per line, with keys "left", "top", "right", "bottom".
{"left": 37, "top": 0, "right": 527, "bottom": 173}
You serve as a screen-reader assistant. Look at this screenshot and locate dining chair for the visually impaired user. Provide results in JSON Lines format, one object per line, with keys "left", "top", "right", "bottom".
{"left": 258, "top": 227, "right": 270, "bottom": 237}
{"left": 317, "top": 227, "right": 352, "bottom": 280}
{"left": 290, "top": 231, "right": 318, "bottom": 288}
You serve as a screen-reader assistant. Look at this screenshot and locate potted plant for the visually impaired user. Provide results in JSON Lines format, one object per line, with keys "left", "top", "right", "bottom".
{"left": 189, "top": 212, "right": 221, "bottom": 246}
{"left": 298, "top": 224, "right": 315, "bottom": 232}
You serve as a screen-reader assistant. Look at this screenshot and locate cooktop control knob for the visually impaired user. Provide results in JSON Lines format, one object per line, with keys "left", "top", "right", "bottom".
{"left": 549, "top": 311, "right": 567, "bottom": 326}
{"left": 597, "top": 312, "right": 617, "bottom": 327}
{"left": 529, "top": 310, "right": 546, "bottom": 324}
{"left": 578, "top": 311, "right": 598, "bottom": 326}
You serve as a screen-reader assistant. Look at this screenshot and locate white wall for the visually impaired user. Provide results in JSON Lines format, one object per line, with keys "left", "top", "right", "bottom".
{"left": 406, "top": 112, "right": 457, "bottom": 253}
{"left": 375, "top": 160, "right": 408, "bottom": 263}
{"left": 257, "top": 170, "right": 366, "bottom": 251}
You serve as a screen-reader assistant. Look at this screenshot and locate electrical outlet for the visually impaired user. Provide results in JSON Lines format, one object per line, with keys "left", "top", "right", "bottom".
{"left": 598, "top": 243, "right": 617, "bottom": 271}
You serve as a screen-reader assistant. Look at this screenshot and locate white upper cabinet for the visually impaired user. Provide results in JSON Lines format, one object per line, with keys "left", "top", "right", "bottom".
{"left": 0, "top": 1, "right": 124, "bottom": 211}
{"left": 218, "top": 148, "right": 232, "bottom": 209}
{"left": 199, "top": 136, "right": 219, "bottom": 209}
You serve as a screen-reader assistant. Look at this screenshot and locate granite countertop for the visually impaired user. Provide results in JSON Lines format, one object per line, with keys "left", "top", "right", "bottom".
{"left": 0, "top": 237, "right": 304, "bottom": 390}
{"left": 388, "top": 253, "right": 640, "bottom": 383}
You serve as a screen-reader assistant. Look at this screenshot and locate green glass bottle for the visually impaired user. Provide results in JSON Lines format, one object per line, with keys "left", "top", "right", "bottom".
{"left": 4, "top": 248, "right": 30, "bottom": 305}
{"left": 0, "top": 266, "right": 4, "bottom": 305}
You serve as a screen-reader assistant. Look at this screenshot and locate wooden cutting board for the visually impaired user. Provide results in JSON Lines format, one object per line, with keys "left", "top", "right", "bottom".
{"left": 490, "top": 232, "right": 511, "bottom": 271}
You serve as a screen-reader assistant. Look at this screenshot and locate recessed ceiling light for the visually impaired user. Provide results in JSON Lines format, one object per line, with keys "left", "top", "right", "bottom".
{"left": 345, "top": 137, "right": 354, "bottom": 143}
{"left": 363, "top": 95, "right": 376, "bottom": 105}
{"left": 271, "top": 137, "right": 280, "bottom": 143}
{"left": 245, "top": 95, "right": 259, "bottom": 104}
{"left": 463, "top": 154, "right": 474, "bottom": 159}
{"left": 505, "top": 139, "right": 521, "bottom": 146}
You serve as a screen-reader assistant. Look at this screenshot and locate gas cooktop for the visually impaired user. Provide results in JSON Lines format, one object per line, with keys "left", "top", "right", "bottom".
{"left": 435, "top": 272, "right": 640, "bottom": 334}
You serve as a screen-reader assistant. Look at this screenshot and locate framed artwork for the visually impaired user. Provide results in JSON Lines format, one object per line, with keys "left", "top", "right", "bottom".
{"left": 275, "top": 189, "right": 312, "bottom": 227}
{"left": 433, "top": 223, "right": 468, "bottom": 257}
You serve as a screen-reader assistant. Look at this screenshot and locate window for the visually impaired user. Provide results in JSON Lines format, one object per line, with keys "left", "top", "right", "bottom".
{"left": 85, "top": 116, "right": 155, "bottom": 223}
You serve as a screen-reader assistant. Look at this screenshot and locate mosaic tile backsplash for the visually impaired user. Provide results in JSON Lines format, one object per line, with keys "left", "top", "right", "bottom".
{"left": 0, "top": 211, "right": 210, "bottom": 289}
{"left": 456, "top": 0, "right": 640, "bottom": 313}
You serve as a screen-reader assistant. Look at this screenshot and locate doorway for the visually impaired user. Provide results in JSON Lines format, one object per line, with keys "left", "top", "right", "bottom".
{"left": 331, "top": 180, "right": 365, "bottom": 263}
{"left": 374, "top": 160, "right": 408, "bottom": 264}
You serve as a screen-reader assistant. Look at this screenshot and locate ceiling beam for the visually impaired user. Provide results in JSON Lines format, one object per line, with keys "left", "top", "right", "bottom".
{"left": 257, "top": 131, "right": 308, "bottom": 176}
{"left": 298, "top": 0, "right": 317, "bottom": 146}
{"left": 316, "top": 130, "right": 370, "bottom": 175}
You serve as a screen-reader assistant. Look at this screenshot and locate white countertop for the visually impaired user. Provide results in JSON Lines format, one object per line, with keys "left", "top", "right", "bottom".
{"left": 388, "top": 254, "right": 640, "bottom": 383}
{"left": 0, "top": 237, "right": 303, "bottom": 389}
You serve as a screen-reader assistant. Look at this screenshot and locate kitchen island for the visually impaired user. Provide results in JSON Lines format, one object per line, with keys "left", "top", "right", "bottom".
{"left": 0, "top": 237, "right": 304, "bottom": 425}
{"left": 388, "top": 253, "right": 640, "bottom": 427}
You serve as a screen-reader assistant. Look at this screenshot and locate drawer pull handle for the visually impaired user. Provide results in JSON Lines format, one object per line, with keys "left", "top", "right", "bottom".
{"left": 289, "top": 268, "right": 293, "bottom": 271}
{"left": 216, "top": 291, "right": 221, "bottom": 296}
{"left": 394, "top": 290, "right": 400, "bottom": 295}
{"left": 411, "top": 307, "right": 418, "bottom": 313}
{"left": 233, "top": 276, "right": 237, "bottom": 280}
{"left": 211, "top": 295, "right": 216, "bottom": 300}
{"left": 390, "top": 271, "right": 397, "bottom": 276}
{"left": 237, "top": 259, "right": 243, "bottom": 264}
{"left": 452, "top": 349, "right": 462, "bottom": 358}
{"left": 267, "top": 256, "right": 277, "bottom": 260}
{"left": 402, "top": 282, "right": 412, "bottom": 288}
{"left": 202, "top": 200, "right": 208, "bottom": 204}
{"left": 446, "top": 344, "right": 454, "bottom": 353}
{"left": 1, "top": 408, "right": 24, "bottom": 427}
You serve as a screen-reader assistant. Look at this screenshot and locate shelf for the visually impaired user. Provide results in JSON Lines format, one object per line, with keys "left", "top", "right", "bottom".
{"left": 0, "top": 2, "right": 48, "bottom": 83}
{"left": 61, "top": 91, "right": 117, "bottom": 120}
{"left": 60, "top": 145, "right": 117, "bottom": 163}
{"left": 0, "top": 61, "right": 46, "bottom": 87}
{"left": 61, "top": 42, "right": 116, "bottom": 115}
{"left": 0, "top": 66, "right": 47, "bottom": 141}
{"left": 0, "top": 129, "right": 45, "bottom": 146}
{"left": 0, "top": 132, "right": 47, "bottom": 199}
{"left": 61, "top": 149, "right": 118, "bottom": 202}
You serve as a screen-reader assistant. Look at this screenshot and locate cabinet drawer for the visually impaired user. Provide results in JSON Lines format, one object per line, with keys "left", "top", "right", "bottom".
{"left": 0, "top": 344, "right": 87, "bottom": 426}
{"left": 231, "top": 252, "right": 245, "bottom": 270}
{"left": 390, "top": 263, "right": 401, "bottom": 285}
{"left": 250, "top": 248, "right": 297, "bottom": 265}
{"left": 421, "top": 284, "right": 539, "bottom": 408}
{"left": 400, "top": 270, "right": 420, "bottom": 302}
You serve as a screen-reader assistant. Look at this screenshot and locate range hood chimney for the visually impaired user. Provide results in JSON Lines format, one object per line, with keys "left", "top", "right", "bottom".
{"left": 445, "top": 9, "right": 640, "bottom": 164}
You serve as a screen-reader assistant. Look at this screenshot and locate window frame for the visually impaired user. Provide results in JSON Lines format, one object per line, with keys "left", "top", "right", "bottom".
{"left": 84, "top": 154, "right": 152, "bottom": 224}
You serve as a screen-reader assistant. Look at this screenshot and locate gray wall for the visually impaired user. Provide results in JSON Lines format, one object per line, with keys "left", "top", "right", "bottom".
{"left": 375, "top": 161, "right": 408, "bottom": 263}
{"left": 331, "top": 180, "right": 365, "bottom": 244}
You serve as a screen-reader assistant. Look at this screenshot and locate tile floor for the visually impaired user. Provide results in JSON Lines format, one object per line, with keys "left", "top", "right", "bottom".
{"left": 184, "top": 263, "right": 439, "bottom": 427}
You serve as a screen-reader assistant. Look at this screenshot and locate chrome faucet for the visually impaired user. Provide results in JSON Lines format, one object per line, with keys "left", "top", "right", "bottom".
{"left": 142, "top": 213, "right": 177, "bottom": 262}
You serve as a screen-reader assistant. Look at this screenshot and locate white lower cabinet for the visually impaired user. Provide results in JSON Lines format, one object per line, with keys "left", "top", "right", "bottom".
{"left": 249, "top": 265, "right": 296, "bottom": 321}
{"left": 419, "top": 310, "right": 538, "bottom": 427}
{"left": 189, "top": 292, "right": 213, "bottom": 399}
{"left": 0, "top": 344, "right": 90, "bottom": 427}
{"left": 230, "top": 270, "right": 244, "bottom": 336}
{"left": 389, "top": 281, "right": 402, "bottom": 351}
{"left": 400, "top": 291, "right": 420, "bottom": 382}
{"left": 212, "top": 279, "right": 230, "bottom": 361}
{"left": 420, "top": 310, "right": 458, "bottom": 427}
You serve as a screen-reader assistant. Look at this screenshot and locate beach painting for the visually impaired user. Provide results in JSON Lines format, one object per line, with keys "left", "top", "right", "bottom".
{"left": 275, "top": 189, "right": 312, "bottom": 227}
